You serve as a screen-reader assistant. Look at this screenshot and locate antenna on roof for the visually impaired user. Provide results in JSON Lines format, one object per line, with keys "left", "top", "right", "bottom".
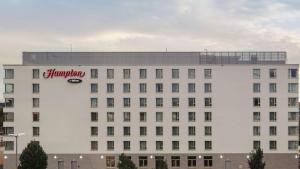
{"left": 70, "top": 44, "right": 73, "bottom": 53}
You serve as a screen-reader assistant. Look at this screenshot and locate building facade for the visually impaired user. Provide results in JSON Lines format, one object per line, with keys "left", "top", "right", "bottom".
{"left": 2, "top": 52, "right": 299, "bottom": 169}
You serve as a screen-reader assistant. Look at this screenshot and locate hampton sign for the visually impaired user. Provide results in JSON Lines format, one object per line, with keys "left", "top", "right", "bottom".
{"left": 43, "top": 69, "right": 85, "bottom": 83}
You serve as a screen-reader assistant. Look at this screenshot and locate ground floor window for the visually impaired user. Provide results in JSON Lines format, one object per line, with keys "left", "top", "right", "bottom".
{"left": 188, "top": 156, "right": 196, "bottom": 167}
{"left": 204, "top": 156, "right": 213, "bottom": 167}
{"left": 155, "top": 156, "right": 164, "bottom": 168}
{"left": 171, "top": 156, "right": 180, "bottom": 167}
{"left": 139, "top": 156, "right": 148, "bottom": 167}
{"left": 106, "top": 156, "right": 115, "bottom": 167}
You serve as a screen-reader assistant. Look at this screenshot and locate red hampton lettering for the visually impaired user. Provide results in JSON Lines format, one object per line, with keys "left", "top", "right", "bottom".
{"left": 43, "top": 69, "right": 85, "bottom": 79}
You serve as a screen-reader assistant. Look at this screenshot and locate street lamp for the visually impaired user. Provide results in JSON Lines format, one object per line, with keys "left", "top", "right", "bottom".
{"left": 8, "top": 133, "right": 25, "bottom": 169}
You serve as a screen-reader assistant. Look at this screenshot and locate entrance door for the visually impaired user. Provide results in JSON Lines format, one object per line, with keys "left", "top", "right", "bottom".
{"left": 71, "top": 160, "right": 77, "bottom": 169}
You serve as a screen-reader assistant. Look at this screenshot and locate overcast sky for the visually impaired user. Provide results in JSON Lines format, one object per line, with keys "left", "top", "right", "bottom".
{"left": 0, "top": 0, "right": 300, "bottom": 100}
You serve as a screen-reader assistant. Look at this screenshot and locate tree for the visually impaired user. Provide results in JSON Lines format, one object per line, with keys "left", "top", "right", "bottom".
{"left": 156, "top": 159, "right": 168, "bottom": 169}
{"left": 248, "top": 148, "right": 266, "bottom": 169}
{"left": 18, "top": 141, "right": 48, "bottom": 169}
{"left": 117, "top": 153, "right": 137, "bottom": 169}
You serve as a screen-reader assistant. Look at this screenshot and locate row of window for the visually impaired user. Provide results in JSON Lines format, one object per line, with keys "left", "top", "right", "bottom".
{"left": 3, "top": 127, "right": 39, "bottom": 136}
{"left": 5, "top": 68, "right": 298, "bottom": 80}
{"left": 253, "top": 97, "right": 298, "bottom": 107}
{"left": 252, "top": 83, "right": 298, "bottom": 93}
{"left": 252, "top": 126, "right": 298, "bottom": 136}
{"left": 252, "top": 111, "right": 299, "bottom": 122}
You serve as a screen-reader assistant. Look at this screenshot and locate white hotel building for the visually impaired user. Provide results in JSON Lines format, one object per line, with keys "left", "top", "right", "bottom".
{"left": 2, "top": 52, "right": 299, "bottom": 169}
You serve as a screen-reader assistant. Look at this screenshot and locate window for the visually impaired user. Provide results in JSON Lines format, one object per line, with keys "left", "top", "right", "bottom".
{"left": 33, "top": 98, "right": 39, "bottom": 108}
{"left": 5, "top": 98, "right": 14, "bottom": 107}
{"left": 269, "top": 69, "right": 277, "bottom": 78}
{"left": 253, "top": 126, "right": 260, "bottom": 136}
{"left": 288, "top": 97, "right": 297, "bottom": 107}
{"left": 269, "top": 112, "right": 276, "bottom": 122}
{"left": 5, "top": 141, "right": 14, "bottom": 151}
{"left": 269, "top": 126, "right": 277, "bottom": 136}
{"left": 123, "top": 112, "right": 130, "bottom": 122}
{"left": 288, "top": 112, "right": 298, "bottom": 121}
{"left": 270, "top": 141, "right": 277, "bottom": 150}
{"left": 32, "top": 83, "right": 40, "bottom": 93}
{"left": 139, "top": 156, "right": 148, "bottom": 167}
{"left": 188, "top": 69, "right": 195, "bottom": 79}
{"left": 156, "top": 83, "right": 163, "bottom": 93}
{"left": 188, "top": 98, "right": 196, "bottom": 107}
{"left": 288, "top": 83, "right": 298, "bottom": 93}
{"left": 269, "top": 83, "right": 277, "bottom": 93}
{"left": 172, "top": 141, "right": 179, "bottom": 150}
{"left": 90, "top": 98, "right": 97, "bottom": 108}
{"left": 204, "top": 69, "right": 212, "bottom": 79}
{"left": 269, "top": 97, "right": 277, "bottom": 107}
{"left": 188, "top": 156, "right": 196, "bottom": 167}
{"left": 91, "top": 141, "right": 98, "bottom": 151}
{"left": 172, "top": 69, "right": 179, "bottom": 79}
{"left": 107, "top": 127, "right": 114, "bottom": 136}
{"left": 32, "top": 69, "right": 39, "bottom": 79}
{"left": 91, "top": 69, "right": 98, "bottom": 78}
{"left": 204, "top": 83, "right": 212, "bottom": 93}
{"left": 140, "top": 98, "right": 147, "bottom": 107}
{"left": 156, "top": 69, "right": 163, "bottom": 79}
{"left": 91, "top": 83, "right": 98, "bottom": 93}
{"left": 205, "top": 126, "right": 212, "bottom": 136}
{"left": 3, "top": 127, "right": 14, "bottom": 135}
{"left": 205, "top": 141, "right": 212, "bottom": 150}
{"left": 171, "top": 156, "right": 180, "bottom": 167}
{"left": 204, "top": 98, "right": 212, "bottom": 107}
{"left": 107, "top": 112, "right": 114, "bottom": 122}
{"left": 156, "top": 141, "right": 163, "bottom": 150}
{"left": 5, "top": 69, "right": 14, "bottom": 79}
{"left": 140, "top": 141, "right": 147, "bottom": 150}
{"left": 172, "top": 98, "right": 179, "bottom": 107}
{"left": 3, "top": 112, "right": 14, "bottom": 122}
{"left": 188, "top": 141, "right": 196, "bottom": 150}
{"left": 172, "top": 112, "right": 179, "bottom": 122}
{"left": 253, "top": 97, "right": 260, "bottom": 107}
{"left": 188, "top": 83, "right": 195, "bottom": 93}
{"left": 156, "top": 98, "right": 163, "bottom": 107}
{"left": 5, "top": 84, "right": 14, "bottom": 93}
{"left": 33, "top": 127, "right": 40, "bottom": 136}
{"left": 33, "top": 112, "right": 39, "bottom": 122}
{"left": 123, "top": 98, "right": 131, "bottom": 107}
{"left": 107, "top": 83, "right": 114, "bottom": 93}
{"left": 107, "top": 69, "right": 114, "bottom": 79}
{"left": 139, "top": 69, "right": 147, "bottom": 79}
{"left": 288, "top": 126, "right": 298, "bottom": 136}
{"left": 107, "top": 98, "right": 114, "bottom": 107}
{"left": 288, "top": 69, "right": 298, "bottom": 78}
{"left": 288, "top": 141, "right": 298, "bottom": 150}
{"left": 91, "top": 112, "right": 98, "bottom": 122}
{"left": 172, "top": 126, "right": 179, "bottom": 136}
{"left": 91, "top": 127, "right": 98, "bottom": 136}
{"left": 188, "top": 126, "right": 195, "bottom": 136}
{"left": 123, "top": 141, "right": 130, "bottom": 150}
{"left": 139, "top": 83, "right": 147, "bottom": 93}
{"left": 188, "top": 112, "right": 195, "bottom": 122}
{"left": 253, "top": 69, "right": 260, "bottom": 79}
{"left": 123, "top": 83, "right": 130, "bottom": 93}
{"left": 204, "top": 156, "right": 213, "bottom": 167}
{"left": 123, "top": 69, "right": 130, "bottom": 79}
{"left": 107, "top": 141, "right": 114, "bottom": 150}
{"left": 140, "top": 127, "right": 147, "bottom": 136}
{"left": 156, "top": 112, "right": 163, "bottom": 122}
{"left": 205, "top": 112, "right": 212, "bottom": 122}
{"left": 156, "top": 127, "right": 163, "bottom": 136}
{"left": 253, "top": 141, "right": 260, "bottom": 149}
{"left": 140, "top": 112, "right": 147, "bottom": 122}
{"left": 155, "top": 156, "right": 165, "bottom": 169}
{"left": 123, "top": 126, "right": 131, "bottom": 136}
{"left": 106, "top": 156, "right": 115, "bottom": 167}
{"left": 253, "top": 83, "right": 260, "bottom": 93}
{"left": 172, "top": 83, "right": 179, "bottom": 93}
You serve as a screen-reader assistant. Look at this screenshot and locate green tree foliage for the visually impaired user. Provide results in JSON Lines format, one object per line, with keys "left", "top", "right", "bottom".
{"left": 156, "top": 159, "right": 168, "bottom": 169}
{"left": 18, "top": 141, "right": 48, "bottom": 169}
{"left": 248, "top": 148, "right": 266, "bottom": 169}
{"left": 117, "top": 153, "right": 137, "bottom": 169}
